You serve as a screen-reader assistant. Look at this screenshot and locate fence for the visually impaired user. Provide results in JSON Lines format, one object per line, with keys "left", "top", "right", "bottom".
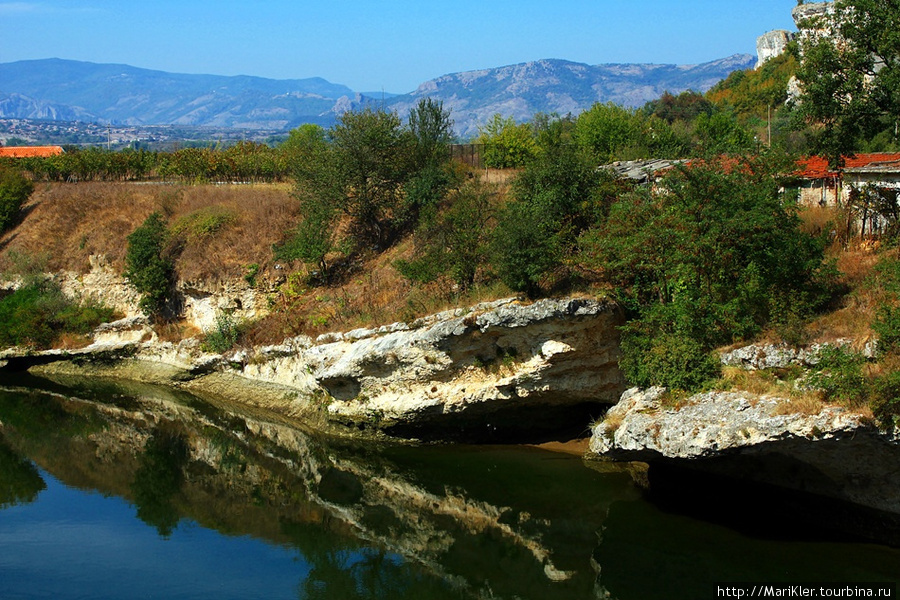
{"left": 449, "top": 144, "right": 485, "bottom": 169}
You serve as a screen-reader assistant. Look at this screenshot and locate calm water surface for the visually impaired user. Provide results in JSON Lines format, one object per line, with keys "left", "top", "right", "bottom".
{"left": 0, "top": 372, "right": 897, "bottom": 600}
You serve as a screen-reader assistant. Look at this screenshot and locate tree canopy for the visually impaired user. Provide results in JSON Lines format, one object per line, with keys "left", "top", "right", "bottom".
{"left": 794, "top": 0, "right": 900, "bottom": 165}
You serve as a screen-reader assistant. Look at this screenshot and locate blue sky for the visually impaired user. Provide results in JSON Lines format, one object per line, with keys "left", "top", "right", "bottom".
{"left": 0, "top": 0, "right": 800, "bottom": 93}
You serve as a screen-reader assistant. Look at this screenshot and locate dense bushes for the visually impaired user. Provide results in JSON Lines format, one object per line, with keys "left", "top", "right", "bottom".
{"left": 579, "top": 154, "right": 834, "bottom": 390}
{"left": 0, "top": 279, "right": 115, "bottom": 349}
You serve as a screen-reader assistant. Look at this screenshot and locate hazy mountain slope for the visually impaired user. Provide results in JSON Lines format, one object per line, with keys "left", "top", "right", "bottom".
{"left": 0, "top": 55, "right": 755, "bottom": 135}
{"left": 0, "top": 91, "right": 95, "bottom": 122}
{"left": 386, "top": 55, "right": 756, "bottom": 137}
{"left": 0, "top": 58, "right": 355, "bottom": 129}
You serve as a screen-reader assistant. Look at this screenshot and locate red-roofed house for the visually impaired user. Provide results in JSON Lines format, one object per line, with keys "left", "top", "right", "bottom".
{"left": 0, "top": 146, "right": 65, "bottom": 158}
{"left": 795, "top": 153, "right": 900, "bottom": 207}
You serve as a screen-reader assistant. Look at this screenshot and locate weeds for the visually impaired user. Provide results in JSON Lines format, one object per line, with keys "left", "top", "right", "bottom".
{"left": 201, "top": 311, "right": 240, "bottom": 354}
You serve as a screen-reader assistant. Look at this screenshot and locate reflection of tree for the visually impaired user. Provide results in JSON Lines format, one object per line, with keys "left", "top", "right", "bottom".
{"left": 282, "top": 520, "right": 464, "bottom": 600}
{"left": 299, "top": 548, "right": 464, "bottom": 600}
{"left": 131, "top": 428, "right": 189, "bottom": 538}
{"left": 0, "top": 435, "right": 45, "bottom": 509}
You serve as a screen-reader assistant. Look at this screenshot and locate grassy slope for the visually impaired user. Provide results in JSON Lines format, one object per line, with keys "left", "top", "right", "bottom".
{"left": 0, "top": 175, "right": 524, "bottom": 344}
{"left": 0, "top": 179, "right": 883, "bottom": 351}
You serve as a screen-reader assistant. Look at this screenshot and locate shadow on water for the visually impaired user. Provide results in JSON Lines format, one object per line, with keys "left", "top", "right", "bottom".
{"left": 0, "top": 371, "right": 898, "bottom": 600}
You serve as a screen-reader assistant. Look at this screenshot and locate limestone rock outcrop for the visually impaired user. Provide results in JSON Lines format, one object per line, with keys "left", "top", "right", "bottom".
{"left": 756, "top": 30, "right": 794, "bottom": 68}
{"left": 589, "top": 387, "right": 900, "bottom": 516}
{"left": 7, "top": 296, "right": 626, "bottom": 442}
{"left": 792, "top": 2, "right": 833, "bottom": 30}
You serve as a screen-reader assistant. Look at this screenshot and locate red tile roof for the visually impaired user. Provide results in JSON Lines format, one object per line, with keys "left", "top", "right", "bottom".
{"left": 796, "top": 153, "right": 900, "bottom": 179}
{"left": 0, "top": 146, "right": 65, "bottom": 158}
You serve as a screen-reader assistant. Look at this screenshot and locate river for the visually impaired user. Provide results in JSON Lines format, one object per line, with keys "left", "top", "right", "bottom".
{"left": 0, "top": 371, "right": 897, "bottom": 600}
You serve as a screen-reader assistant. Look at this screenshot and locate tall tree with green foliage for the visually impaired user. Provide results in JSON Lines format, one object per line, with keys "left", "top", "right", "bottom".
{"left": 330, "top": 107, "right": 415, "bottom": 248}
{"left": 395, "top": 178, "right": 494, "bottom": 290}
{"left": 579, "top": 154, "right": 833, "bottom": 390}
{"left": 476, "top": 114, "right": 537, "bottom": 168}
{"left": 575, "top": 102, "right": 644, "bottom": 163}
{"left": 124, "top": 212, "right": 175, "bottom": 319}
{"left": 277, "top": 124, "right": 341, "bottom": 275}
{"left": 403, "top": 98, "right": 456, "bottom": 227}
{"left": 794, "top": 0, "right": 900, "bottom": 166}
{"left": 280, "top": 101, "right": 454, "bottom": 276}
{"left": 492, "top": 139, "right": 620, "bottom": 296}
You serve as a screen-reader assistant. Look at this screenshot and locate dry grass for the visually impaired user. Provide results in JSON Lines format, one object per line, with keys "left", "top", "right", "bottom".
{"left": 0, "top": 182, "right": 298, "bottom": 282}
{"left": 770, "top": 394, "right": 829, "bottom": 416}
{"left": 600, "top": 410, "right": 624, "bottom": 433}
{"left": 718, "top": 366, "right": 830, "bottom": 415}
{"left": 241, "top": 235, "right": 517, "bottom": 346}
{"left": 801, "top": 243, "right": 893, "bottom": 345}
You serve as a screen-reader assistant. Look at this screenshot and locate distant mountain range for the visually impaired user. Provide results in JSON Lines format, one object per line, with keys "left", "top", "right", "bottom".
{"left": 0, "top": 56, "right": 756, "bottom": 138}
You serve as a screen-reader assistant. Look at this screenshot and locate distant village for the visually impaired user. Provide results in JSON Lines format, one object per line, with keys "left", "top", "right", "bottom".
{"left": 0, "top": 118, "right": 283, "bottom": 150}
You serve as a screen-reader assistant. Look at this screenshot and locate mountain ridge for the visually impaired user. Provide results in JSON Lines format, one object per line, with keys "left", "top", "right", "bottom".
{"left": 0, "top": 55, "right": 756, "bottom": 136}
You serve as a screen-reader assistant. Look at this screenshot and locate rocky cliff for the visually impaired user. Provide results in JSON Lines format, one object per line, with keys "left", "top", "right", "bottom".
{"left": 588, "top": 386, "right": 900, "bottom": 541}
{"left": 1, "top": 261, "right": 626, "bottom": 442}
{"left": 755, "top": 2, "right": 832, "bottom": 67}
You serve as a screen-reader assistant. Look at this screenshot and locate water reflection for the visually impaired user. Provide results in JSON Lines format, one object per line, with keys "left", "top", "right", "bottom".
{"left": 0, "top": 372, "right": 631, "bottom": 599}
{"left": 132, "top": 428, "right": 190, "bottom": 537}
{"left": 0, "top": 372, "right": 897, "bottom": 600}
{"left": 0, "top": 435, "right": 45, "bottom": 508}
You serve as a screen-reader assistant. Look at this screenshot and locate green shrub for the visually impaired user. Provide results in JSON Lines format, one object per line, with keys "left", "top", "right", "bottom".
{"left": 0, "top": 279, "right": 115, "bottom": 349}
{"left": 870, "top": 370, "right": 900, "bottom": 429}
{"left": 170, "top": 206, "right": 237, "bottom": 241}
{"left": 806, "top": 346, "right": 869, "bottom": 405}
{"left": 201, "top": 311, "right": 240, "bottom": 353}
{"left": 619, "top": 324, "right": 721, "bottom": 391}
{"left": 396, "top": 178, "right": 494, "bottom": 290}
{"left": 579, "top": 154, "right": 832, "bottom": 392}
{"left": 124, "top": 212, "right": 175, "bottom": 319}
{"left": 0, "top": 167, "right": 34, "bottom": 233}
{"left": 873, "top": 304, "right": 900, "bottom": 355}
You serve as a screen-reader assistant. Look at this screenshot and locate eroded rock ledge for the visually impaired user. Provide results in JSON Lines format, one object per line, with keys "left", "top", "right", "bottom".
{"left": 1, "top": 297, "right": 626, "bottom": 442}
{"left": 589, "top": 387, "right": 900, "bottom": 538}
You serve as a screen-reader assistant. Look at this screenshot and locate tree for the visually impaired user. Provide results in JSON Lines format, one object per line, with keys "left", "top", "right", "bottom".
{"left": 277, "top": 124, "right": 341, "bottom": 275}
{"left": 644, "top": 90, "right": 714, "bottom": 124}
{"left": 693, "top": 111, "right": 755, "bottom": 154}
{"left": 574, "top": 102, "right": 642, "bottom": 163}
{"left": 476, "top": 114, "right": 537, "bottom": 168}
{"left": 794, "top": 0, "right": 900, "bottom": 166}
{"left": 403, "top": 98, "right": 456, "bottom": 228}
{"left": 408, "top": 98, "right": 454, "bottom": 169}
{"left": 579, "top": 154, "right": 833, "bottom": 389}
{"left": 330, "top": 107, "right": 414, "bottom": 248}
{"left": 0, "top": 166, "right": 33, "bottom": 233}
{"left": 395, "top": 178, "right": 494, "bottom": 290}
{"left": 491, "top": 141, "right": 618, "bottom": 296}
{"left": 124, "top": 212, "right": 175, "bottom": 319}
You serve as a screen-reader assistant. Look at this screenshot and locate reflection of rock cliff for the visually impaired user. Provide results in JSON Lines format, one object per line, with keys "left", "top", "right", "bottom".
{"left": 588, "top": 386, "right": 900, "bottom": 544}
{"left": 0, "top": 376, "right": 635, "bottom": 599}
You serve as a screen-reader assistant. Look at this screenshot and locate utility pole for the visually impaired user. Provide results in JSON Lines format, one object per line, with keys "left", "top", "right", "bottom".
{"left": 767, "top": 105, "right": 772, "bottom": 148}
{"left": 107, "top": 123, "right": 111, "bottom": 151}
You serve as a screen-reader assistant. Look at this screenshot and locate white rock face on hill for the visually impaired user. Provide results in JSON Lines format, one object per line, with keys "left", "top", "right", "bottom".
{"left": 756, "top": 30, "right": 795, "bottom": 67}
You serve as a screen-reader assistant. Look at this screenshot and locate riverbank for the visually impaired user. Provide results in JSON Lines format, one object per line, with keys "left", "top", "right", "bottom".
{"left": 1, "top": 296, "right": 626, "bottom": 443}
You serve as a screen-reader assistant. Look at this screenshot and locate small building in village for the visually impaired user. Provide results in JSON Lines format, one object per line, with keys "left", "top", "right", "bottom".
{"left": 795, "top": 153, "right": 900, "bottom": 237}
{"left": 795, "top": 153, "right": 900, "bottom": 207}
